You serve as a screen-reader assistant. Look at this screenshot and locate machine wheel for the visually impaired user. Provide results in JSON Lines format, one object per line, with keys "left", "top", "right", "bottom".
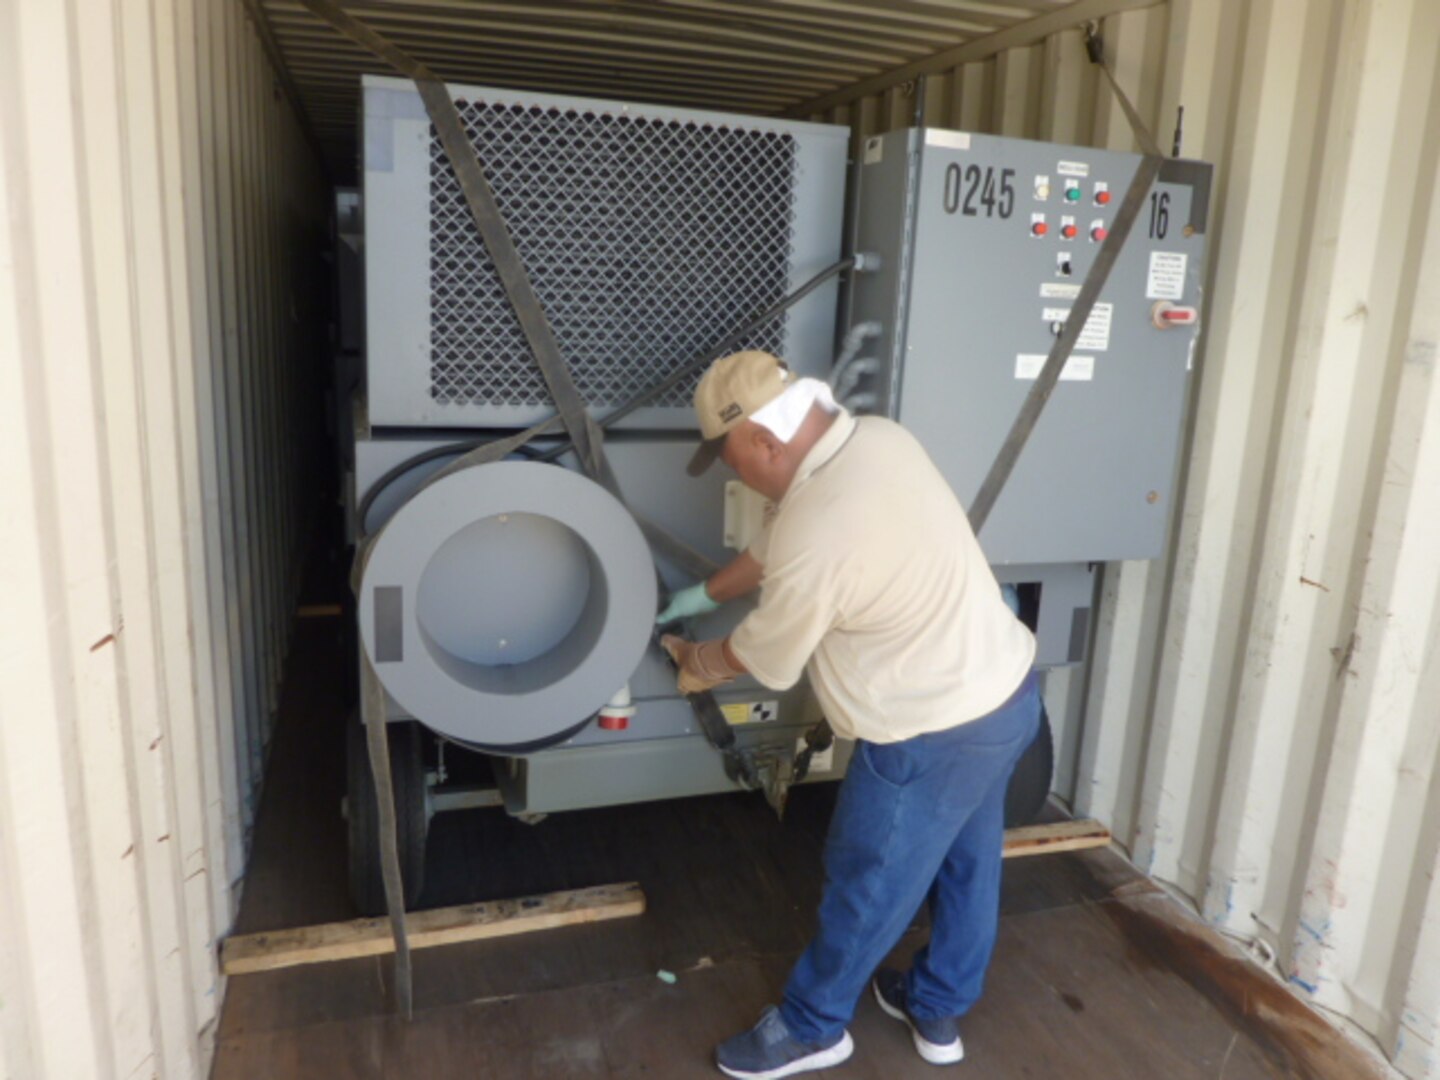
{"left": 347, "top": 714, "right": 429, "bottom": 916}
{"left": 1004, "top": 702, "right": 1054, "bottom": 828}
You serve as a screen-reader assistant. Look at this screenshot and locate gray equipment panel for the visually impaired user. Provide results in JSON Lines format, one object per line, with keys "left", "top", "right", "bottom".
{"left": 849, "top": 129, "right": 1210, "bottom": 565}
{"left": 992, "top": 563, "right": 1096, "bottom": 668}
{"left": 362, "top": 76, "right": 848, "bottom": 430}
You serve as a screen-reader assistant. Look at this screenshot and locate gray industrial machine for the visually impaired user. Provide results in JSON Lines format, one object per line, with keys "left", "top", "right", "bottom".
{"left": 341, "top": 76, "right": 1211, "bottom": 913}
{"left": 846, "top": 128, "right": 1211, "bottom": 659}
{"left": 345, "top": 77, "right": 853, "bottom": 911}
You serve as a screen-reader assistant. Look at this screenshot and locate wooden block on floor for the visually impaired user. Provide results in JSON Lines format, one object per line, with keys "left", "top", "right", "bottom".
{"left": 221, "top": 881, "right": 645, "bottom": 976}
{"left": 296, "top": 603, "right": 343, "bottom": 618}
{"left": 1002, "top": 819, "right": 1110, "bottom": 859}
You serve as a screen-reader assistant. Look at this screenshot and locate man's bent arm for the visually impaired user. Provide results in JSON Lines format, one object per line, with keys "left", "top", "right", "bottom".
{"left": 722, "top": 637, "right": 749, "bottom": 675}
{"left": 707, "top": 551, "right": 763, "bottom": 604}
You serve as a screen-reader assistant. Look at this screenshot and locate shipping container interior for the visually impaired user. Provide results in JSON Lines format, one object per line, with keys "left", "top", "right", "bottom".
{"left": 3, "top": 1, "right": 1439, "bottom": 1079}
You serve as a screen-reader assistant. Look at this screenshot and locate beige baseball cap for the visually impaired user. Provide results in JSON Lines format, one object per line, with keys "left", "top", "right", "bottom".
{"left": 686, "top": 350, "right": 791, "bottom": 476}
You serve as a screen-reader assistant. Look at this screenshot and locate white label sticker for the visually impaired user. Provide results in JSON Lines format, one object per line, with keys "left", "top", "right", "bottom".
{"left": 1016, "top": 354, "right": 1095, "bottom": 381}
{"left": 1147, "top": 251, "right": 1188, "bottom": 299}
{"left": 863, "top": 136, "right": 884, "bottom": 165}
{"left": 1057, "top": 160, "right": 1090, "bottom": 177}
{"left": 924, "top": 129, "right": 971, "bottom": 150}
{"left": 1044, "top": 305, "right": 1113, "bottom": 350}
{"left": 1040, "top": 283, "right": 1081, "bottom": 299}
{"left": 1077, "top": 302, "right": 1113, "bottom": 351}
{"left": 796, "top": 736, "right": 836, "bottom": 775}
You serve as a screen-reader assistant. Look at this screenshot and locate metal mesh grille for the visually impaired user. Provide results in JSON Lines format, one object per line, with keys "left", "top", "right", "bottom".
{"left": 429, "top": 100, "right": 797, "bottom": 409}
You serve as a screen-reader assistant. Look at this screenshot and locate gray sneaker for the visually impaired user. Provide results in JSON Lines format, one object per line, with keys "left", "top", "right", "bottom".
{"left": 872, "top": 969, "right": 964, "bottom": 1065}
{"left": 715, "top": 1006, "right": 855, "bottom": 1079}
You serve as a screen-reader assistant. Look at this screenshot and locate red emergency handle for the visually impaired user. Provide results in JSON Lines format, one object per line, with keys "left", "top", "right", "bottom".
{"left": 1151, "top": 301, "right": 1198, "bottom": 329}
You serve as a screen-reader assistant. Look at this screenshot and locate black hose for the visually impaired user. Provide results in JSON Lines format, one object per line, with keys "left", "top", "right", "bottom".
{"left": 356, "top": 439, "right": 538, "bottom": 532}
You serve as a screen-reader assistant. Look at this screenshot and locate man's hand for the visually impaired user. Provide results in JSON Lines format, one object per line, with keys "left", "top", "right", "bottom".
{"left": 660, "top": 635, "right": 745, "bottom": 695}
{"left": 656, "top": 582, "right": 721, "bottom": 626}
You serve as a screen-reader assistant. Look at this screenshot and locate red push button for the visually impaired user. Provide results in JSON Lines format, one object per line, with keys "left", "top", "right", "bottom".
{"left": 1032, "top": 221, "right": 1049, "bottom": 237}
{"left": 1096, "top": 190, "right": 1112, "bottom": 205}
{"left": 1091, "top": 226, "right": 1108, "bottom": 242}
{"left": 598, "top": 713, "right": 629, "bottom": 731}
{"left": 1061, "top": 224, "right": 1078, "bottom": 239}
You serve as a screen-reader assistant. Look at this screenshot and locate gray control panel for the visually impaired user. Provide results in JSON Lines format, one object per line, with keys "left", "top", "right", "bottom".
{"left": 849, "top": 128, "right": 1211, "bottom": 566}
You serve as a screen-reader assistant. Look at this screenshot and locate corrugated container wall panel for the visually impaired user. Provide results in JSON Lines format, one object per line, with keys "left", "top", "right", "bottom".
{"left": 818, "top": 2, "right": 1440, "bottom": 1074}
{"left": 0, "top": 0, "right": 324, "bottom": 1075}
{"left": 3, "top": 0, "right": 1437, "bottom": 1077}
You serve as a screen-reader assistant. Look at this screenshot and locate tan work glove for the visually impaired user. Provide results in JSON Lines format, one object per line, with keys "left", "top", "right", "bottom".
{"left": 660, "top": 635, "right": 744, "bottom": 695}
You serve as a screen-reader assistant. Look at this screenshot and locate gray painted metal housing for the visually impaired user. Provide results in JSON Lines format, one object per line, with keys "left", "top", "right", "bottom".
{"left": 848, "top": 127, "right": 1209, "bottom": 566}
{"left": 361, "top": 76, "right": 849, "bottom": 430}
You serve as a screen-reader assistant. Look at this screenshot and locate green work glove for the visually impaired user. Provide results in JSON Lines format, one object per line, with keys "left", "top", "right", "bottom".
{"left": 656, "top": 582, "right": 721, "bottom": 626}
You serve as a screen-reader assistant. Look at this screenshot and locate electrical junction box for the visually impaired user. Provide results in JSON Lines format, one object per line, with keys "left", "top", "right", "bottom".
{"left": 361, "top": 75, "right": 847, "bottom": 430}
{"left": 848, "top": 128, "right": 1212, "bottom": 567}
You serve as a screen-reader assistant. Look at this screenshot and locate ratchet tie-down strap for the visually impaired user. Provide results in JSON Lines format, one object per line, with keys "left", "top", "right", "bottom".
{"left": 298, "top": 0, "right": 788, "bottom": 1015}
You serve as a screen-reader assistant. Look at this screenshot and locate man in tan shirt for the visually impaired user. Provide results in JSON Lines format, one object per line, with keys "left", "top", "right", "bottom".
{"left": 660, "top": 350, "right": 1040, "bottom": 1079}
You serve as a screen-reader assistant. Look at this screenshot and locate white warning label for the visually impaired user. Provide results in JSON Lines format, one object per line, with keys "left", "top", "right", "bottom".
{"left": 924, "top": 129, "right": 971, "bottom": 150}
{"left": 1040, "top": 303, "right": 1114, "bottom": 352}
{"left": 1147, "top": 251, "right": 1188, "bottom": 299}
{"left": 1016, "top": 354, "right": 1095, "bottom": 382}
{"left": 863, "top": 136, "right": 884, "bottom": 165}
{"left": 1057, "top": 160, "right": 1090, "bottom": 177}
{"left": 1076, "top": 302, "right": 1113, "bottom": 351}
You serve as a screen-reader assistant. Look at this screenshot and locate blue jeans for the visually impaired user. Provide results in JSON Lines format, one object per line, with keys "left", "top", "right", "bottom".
{"left": 779, "top": 671, "right": 1042, "bottom": 1042}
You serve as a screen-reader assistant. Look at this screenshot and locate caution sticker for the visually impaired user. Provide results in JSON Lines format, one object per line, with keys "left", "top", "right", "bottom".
{"left": 1038, "top": 302, "right": 1113, "bottom": 352}
{"left": 1146, "top": 251, "right": 1188, "bottom": 299}
{"left": 1076, "top": 302, "right": 1113, "bottom": 351}
{"left": 721, "top": 701, "right": 780, "bottom": 725}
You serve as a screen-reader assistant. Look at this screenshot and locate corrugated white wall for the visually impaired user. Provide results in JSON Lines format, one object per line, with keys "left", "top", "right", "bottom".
{"left": 5, "top": 0, "right": 1437, "bottom": 1076}
{"left": 821, "top": 1, "right": 1440, "bottom": 1075}
{"left": 0, "top": 0, "right": 324, "bottom": 1076}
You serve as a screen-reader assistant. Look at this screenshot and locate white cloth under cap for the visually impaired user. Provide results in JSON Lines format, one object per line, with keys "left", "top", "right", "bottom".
{"left": 748, "top": 377, "right": 839, "bottom": 443}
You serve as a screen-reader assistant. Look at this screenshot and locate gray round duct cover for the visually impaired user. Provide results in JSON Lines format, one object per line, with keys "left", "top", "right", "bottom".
{"left": 359, "top": 461, "right": 656, "bottom": 748}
